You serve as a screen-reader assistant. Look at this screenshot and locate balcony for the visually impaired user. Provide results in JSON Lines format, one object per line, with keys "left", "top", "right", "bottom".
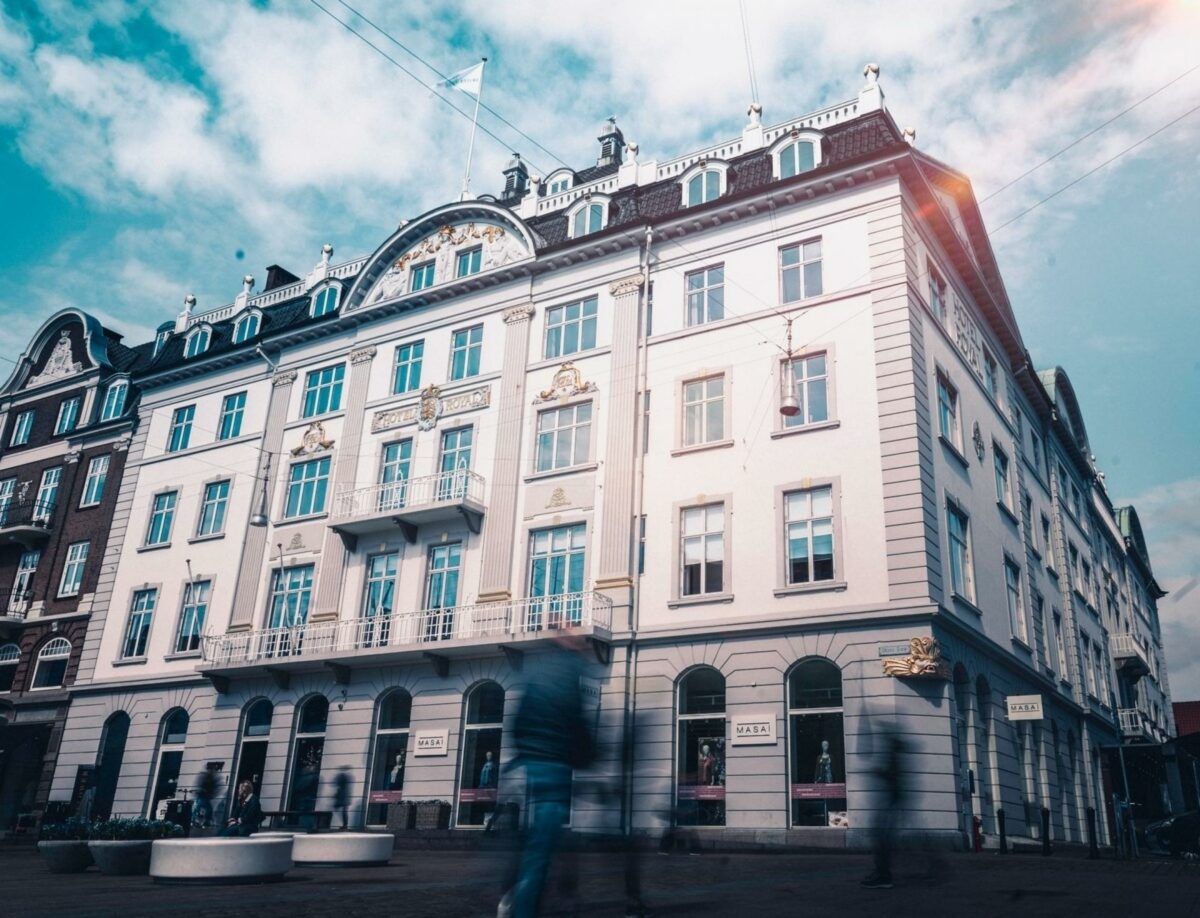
{"left": 0, "top": 587, "right": 33, "bottom": 635}
{"left": 0, "top": 500, "right": 56, "bottom": 548}
{"left": 1118, "top": 707, "right": 1159, "bottom": 742}
{"left": 1111, "top": 632, "right": 1151, "bottom": 679}
{"left": 198, "top": 591, "right": 613, "bottom": 690}
{"left": 328, "top": 471, "right": 485, "bottom": 548}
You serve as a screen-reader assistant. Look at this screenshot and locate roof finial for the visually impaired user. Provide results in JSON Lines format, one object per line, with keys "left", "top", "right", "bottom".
{"left": 858, "top": 63, "right": 885, "bottom": 113}
{"left": 176, "top": 293, "right": 196, "bottom": 333}
{"left": 747, "top": 102, "right": 763, "bottom": 127}
{"left": 321, "top": 243, "right": 333, "bottom": 266}
{"left": 902, "top": 126, "right": 917, "bottom": 145}
{"left": 863, "top": 62, "right": 880, "bottom": 86}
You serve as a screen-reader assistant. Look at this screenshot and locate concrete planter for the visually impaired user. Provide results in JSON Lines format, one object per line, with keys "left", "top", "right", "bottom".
{"left": 150, "top": 837, "right": 293, "bottom": 885}
{"left": 292, "top": 832, "right": 392, "bottom": 867}
{"left": 89, "top": 840, "right": 154, "bottom": 875}
{"left": 37, "top": 841, "right": 93, "bottom": 874}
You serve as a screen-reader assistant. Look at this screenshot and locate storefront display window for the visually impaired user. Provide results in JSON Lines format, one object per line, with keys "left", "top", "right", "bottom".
{"left": 788, "top": 659, "right": 847, "bottom": 827}
{"left": 288, "top": 696, "right": 328, "bottom": 819}
{"left": 368, "top": 690, "right": 412, "bottom": 825}
{"left": 676, "top": 667, "right": 726, "bottom": 827}
{"left": 458, "top": 682, "right": 504, "bottom": 827}
{"left": 234, "top": 699, "right": 273, "bottom": 796}
{"left": 148, "top": 708, "right": 189, "bottom": 819}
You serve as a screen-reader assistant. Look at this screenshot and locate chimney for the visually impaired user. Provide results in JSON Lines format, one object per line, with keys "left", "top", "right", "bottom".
{"left": 503, "top": 153, "right": 529, "bottom": 199}
{"left": 264, "top": 264, "right": 301, "bottom": 292}
{"left": 597, "top": 117, "right": 625, "bottom": 167}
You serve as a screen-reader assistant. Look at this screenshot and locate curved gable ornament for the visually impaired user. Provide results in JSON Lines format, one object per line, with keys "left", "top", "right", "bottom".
{"left": 369, "top": 222, "right": 527, "bottom": 304}
{"left": 27, "top": 330, "right": 84, "bottom": 388}
{"left": 534, "top": 363, "right": 598, "bottom": 404}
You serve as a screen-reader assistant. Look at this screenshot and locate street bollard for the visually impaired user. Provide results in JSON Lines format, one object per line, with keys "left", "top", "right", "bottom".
{"left": 1086, "top": 807, "right": 1099, "bottom": 860}
{"left": 997, "top": 808, "right": 1008, "bottom": 854}
{"left": 1041, "top": 807, "right": 1052, "bottom": 856}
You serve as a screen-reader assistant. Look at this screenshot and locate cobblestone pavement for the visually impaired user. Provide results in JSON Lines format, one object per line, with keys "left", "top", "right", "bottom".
{"left": 4, "top": 846, "right": 1200, "bottom": 918}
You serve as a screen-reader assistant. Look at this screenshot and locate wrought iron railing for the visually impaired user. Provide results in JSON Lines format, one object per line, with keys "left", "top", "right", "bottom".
{"left": 0, "top": 586, "right": 34, "bottom": 619}
{"left": 331, "top": 470, "right": 485, "bottom": 521}
{"left": 0, "top": 499, "right": 57, "bottom": 531}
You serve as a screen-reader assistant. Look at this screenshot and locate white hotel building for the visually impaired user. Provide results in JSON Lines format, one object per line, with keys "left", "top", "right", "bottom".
{"left": 48, "top": 67, "right": 1173, "bottom": 847}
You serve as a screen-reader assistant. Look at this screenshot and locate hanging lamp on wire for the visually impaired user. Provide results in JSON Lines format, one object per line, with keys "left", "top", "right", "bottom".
{"left": 779, "top": 318, "right": 800, "bottom": 417}
{"left": 249, "top": 449, "right": 273, "bottom": 527}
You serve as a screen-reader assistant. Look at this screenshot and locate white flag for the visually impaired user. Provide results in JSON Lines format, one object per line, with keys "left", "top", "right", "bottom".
{"left": 441, "top": 62, "right": 484, "bottom": 98}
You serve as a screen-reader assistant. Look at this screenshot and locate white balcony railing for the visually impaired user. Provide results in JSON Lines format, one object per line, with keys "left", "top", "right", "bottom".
{"left": 201, "top": 591, "right": 612, "bottom": 668}
{"left": 1118, "top": 708, "right": 1145, "bottom": 737}
{"left": 1111, "top": 632, "right": 1152, "bottom": 677}
{"left": 331, "top": 470, "right": 485, "bottom": 522}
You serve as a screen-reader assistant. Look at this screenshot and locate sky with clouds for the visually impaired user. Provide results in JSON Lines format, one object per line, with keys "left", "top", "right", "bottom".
{"left": 0, "top": 0, "right": 1197, "bottom": 691}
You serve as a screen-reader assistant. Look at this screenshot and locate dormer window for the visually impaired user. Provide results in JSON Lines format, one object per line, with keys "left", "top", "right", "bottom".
{"left": 55, "top": 396, "right": 82, "bottom": 435}
{"left": 153, "top": 328, "right": 172, "bottom": 357}
{"left": 771, "top": 131, "right": 823, "bottom": 180}
{"left": 311, "top": 285, "right": 339, "bottom": 318}
{"left": 681, "top": 162, "right": 729, "bottom": 207}
{"left": 569, "top": 198, "right": 608, "bottom": 239}
{"left": 183, "top": 326, "right": 210, "bottom": 359}
{"left": 545, "top": 171, "right": 573, "bottom": 195}
{"left": 100, "top": 380, "right": 128, "bottom": 421}
{"left": 232, "top": 311, "right": 261, "bottom": 344}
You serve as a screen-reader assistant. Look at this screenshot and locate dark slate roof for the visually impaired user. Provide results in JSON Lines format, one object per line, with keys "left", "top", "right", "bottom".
{"left": 573, "top": 161, "right": 620, "bottom": 185}
{"left": 106, "top": 337, "right": 150, "bottom": 373}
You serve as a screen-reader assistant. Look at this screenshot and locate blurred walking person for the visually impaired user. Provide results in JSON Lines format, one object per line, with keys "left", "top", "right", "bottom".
{"left": 333, "top": 767, "right": 352, "bottom": 830}
{"left": 193, "top": 764, "right": 220, "bottom": 829}
{"left": 861, "top": 727, "right": 907, "bottom": 889}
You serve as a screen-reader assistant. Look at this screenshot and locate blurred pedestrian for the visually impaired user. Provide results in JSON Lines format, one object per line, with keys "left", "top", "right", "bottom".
{"left": 193, "top": 764, "right": 219, "bottom": 828}
{"left": 861, "top": 727, "right": 907, "bottom": 889}
{"left": 333, "top": 767, "right": 352, "bottom": 830}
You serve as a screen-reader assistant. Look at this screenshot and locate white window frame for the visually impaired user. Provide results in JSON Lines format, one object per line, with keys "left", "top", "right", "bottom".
{"left": 1005, "top": 556, "right": 1027, "bottom": 644}
{"left": 57, "top": 541, "right": 89, "bottom": 598}
{"left": 196, "top": 479, "right": 231, "bottom": 537}
{"left": 12, "top": 550, "right": 39, "bottom": 607}
{"left": 544, "top": 296, "right": 599, "bottom": 358}
{"left": 782, "top": 484, "right": 838, "bottom": 587}
{"left": 80, "top": 454, "right": 110, "bottom": 507}
{"left": 680, "top": 162, "right": 728, "bottom": 207}
{"left": 946, "top": 498, "right": 975, "bottom": 603}
{"left": 993, "top": 444, "right": 1013, "bottom": 511}
{"left": 936, "top": 371, "right": 962, "bottom": 450}
{"left": 410, "top": 261, "right": 436, "bottom": 292}
{"left": 175, "top": 579, "right": 211, "bottom": 654}
{"left": 183, "top": 326, "right": 210, "bottom": 358}
{"left": 33, "top": 467, "right": 61, "bottom": 522}
{"left": 311, "top": 285, "right": 340, "bottom": 318}
{"left": 121, "top": 589, "right": 156, "bottom": 660}
{"left": 218, "top": 391, "right": 247, "bottom": 440}
{"left": 769, "top": 130, "right": 823, "bottom": 179}
{"left": 779, "top": 239, "right": 823, "bottom": 303}
{"left": 100, "top": 380, "right": 128, "bottom": 421}
{"left": 449, "top": 325, "right": 483, "bottom": 381}
{"left": 55, "top": 396, "right": 82, "bottom": 435}
{"left": 167, "top": 405, "right": 195, "bottom": 452}
{"left": 10, "top": 409, "right": 34, "bottom": 446}
{"left": 679, "top": 502, "right": 726, "bottom": 599}
{"left": 984, "top": 349, "right": 1000, "bottom": 401}
{"left": 534, "top": 402, "right": 593, "bottom": 473}
{"left": 31, "top": 637, "right": 71, "bottom": 689}
{"left": 685, "top": 265, "right": 725, "bottom": 326}
{"left": 302, "top": 364, "right": 345, "bottom": 418}
{"left": 545, "top": 170, "right": 573, "bottom": 195}
{"left": 284, "top": 457, "right": 331, "bottom": 519}
{"left": 928, "top": 263, "right": 948, "bottom": 322}
{"left": 567, "top": 197, "right": 609, "bottom": 239}
{"left": 393, "top": 340, "right": 424, "bottom": 394}
{"left": 680, "top": 373, "right": 727, "bottom": 448}
{"left": 146, "top": 491, "right": 178, "bottom": 546}
{"left": 781, "top": 351, "right": 833, "bottom": 429}
{"left": 455, "top": 246, "right": 482, "bottom": 278}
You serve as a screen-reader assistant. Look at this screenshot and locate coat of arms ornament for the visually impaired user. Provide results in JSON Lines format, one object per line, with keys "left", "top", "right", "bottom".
{"left": 27, "top": 329, "right": 84, "bottom": 388}
{"left": 418, "top": 384, "right": 442, "bottom": 431}
{"left": 534, "top": 363, "right": 598, "bottom": 404}
{"left": 882, "top": 637, "right": 951, "bottom": 680}
{"left": 291, "top": 421, "right": 335, "bottom": 456}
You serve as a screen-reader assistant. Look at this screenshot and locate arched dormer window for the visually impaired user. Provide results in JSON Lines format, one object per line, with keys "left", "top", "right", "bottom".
{"left": 232, "top": 310, "right": 262, "bottom": 344}
{"left": 100, "top": 379, "right": 128, "bottom": 422}
{"left": 311, "top": 285, "right": 340, "bottom": 318}
{"left": 545, "top": 170, "right": 573, "bottom": 195}
{"left": 681, "top": 162, "right": 728, "bottom": 207}
{"left": 153, "top": 325, "right": 172, "bottom": 358}
{"left": 183, "top": 326, "right": 211, "bottom": 359}
{"left": 568, "top": 197, "right": 608, "bottom": 239}
{"left": 771, "top": 131, "right": 824, "bottom": 180}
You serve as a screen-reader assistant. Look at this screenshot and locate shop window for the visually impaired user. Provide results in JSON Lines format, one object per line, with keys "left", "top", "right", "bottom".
{"left": 367, "top": 690, "right": 412, "bottom": 825}
{"left": 148, "top": 708, "right": 189, "bottom": 818}
{"left": 234, "top": 699, "right": 273, "bottom": 796}
{"left": 93, "top": 711, "right": 130, "bottom": 821}
{"left": 788, "top": 658, "right": 847, "bottom": 827}
{"left": 457, "top": 682, "right": 504, "bottom": 827}
{"left": 287, "top": 696, "right": 328, "bottom": 823}
{"left": 676, "top": 667, "right": 726, "bottom": 826}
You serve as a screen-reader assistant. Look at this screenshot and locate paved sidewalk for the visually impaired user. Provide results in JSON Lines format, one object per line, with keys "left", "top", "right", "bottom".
{"left": 3, "top": 846, "right": 1200, "bottom": 917}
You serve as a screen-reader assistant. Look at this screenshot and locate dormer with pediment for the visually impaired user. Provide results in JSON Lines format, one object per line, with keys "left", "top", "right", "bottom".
{"left": 1, "top": 309, "right": 109, "bottom": 403}
{"left": 344, "top": 202, "right": 538, "bottom": 312}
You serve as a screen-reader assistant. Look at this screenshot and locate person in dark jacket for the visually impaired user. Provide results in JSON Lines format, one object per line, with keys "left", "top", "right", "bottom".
{"left": 219, "top": 780, "right": 264, "bottom": 837}
{"left": 333, "top": 767, "right": 352, "bottom": 830}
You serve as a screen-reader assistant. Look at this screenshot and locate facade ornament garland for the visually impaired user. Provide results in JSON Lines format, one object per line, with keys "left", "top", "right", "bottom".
{"left": 349, "top": 345, "right": 378, "bottom": 365}
{"left": 503, "top": 303, "right": 536, "bottom": 324}
{"left": 27, "top": 330, "right": 84, "bottom": 388}
{"left": 972, "top": 421, "right": 986, "bottom": 461}
{"left": 112, "top": 432, "right": 133, "bottom": 452}
{"left": 64, "top": 448, "right": 82, "bottom": 465}
{"left": 608, "top": 274, "right": 646, "bottom": 297}
{"left": 272, "top": 369, "right": 298, "bottom": 388}
{"left": 882, "top": 637, "right": 951, "bottom": 680}
{"left": 291, "top": 421, "right": 335, "bottom": 456}
{"left": 534, "top": 363, "right": 598, "bottom": 404}
{"left": 370, "top": 222, "right": 528, "bottom": 305}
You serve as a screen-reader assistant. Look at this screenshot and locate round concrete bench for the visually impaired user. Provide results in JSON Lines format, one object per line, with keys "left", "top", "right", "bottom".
{"left": 149, "top": 837, "right": 293, "bottom": 885}
{"left": 291, "top": 832, "right": 393, "bottom": 867}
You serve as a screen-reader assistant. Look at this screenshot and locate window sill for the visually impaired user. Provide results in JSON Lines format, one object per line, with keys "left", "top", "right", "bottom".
{"left": 670, "top": 439, "right": 734, "bottom": 458}
{"left": 774, "top": 580, "right": 847, "bottom": 597}
{"left": 951, "top": 592, "right": 983, "bottom": 617}
{"left": 77, "top": 501, "right": 102, "bottom": 511}
{"left": 667, "top": 592, "right": 734, "bottom": 609}
{"left": 939, "top": 435, "right": 970, "bottom": 469}
{"left": 55, "top": 592, "right": 81, "bottom": 601}
{"left": 112, "top": 657, "right": 147, "bottom": 667}
{"left": 1010, "top": 636, "right": 1033, "bottom": 654}
{"left": 188, "top": 532, "right": 226, "bottom": 544}
{"left": 523, "top": 462, "right": 599, "bottom": 483}
{"left": 770, "top": 420, "right": 841, "bottom": 440}
{"left": 1059, "top": 678, "right": 1072, "bottom": 690}
{"left": 997, "top": 501, "right": 1019, "bottom": 526}
{"left": 528, "top": 347, "right": 610, "bottom": 373}
{"left": 276, "top": 512, "right": 330, "bottom": 527}
{"left": 1045, "top": 565, "right": 1059, "bottom": 580}
{"left": 1030, "top": 546, "right": 1043, "bottom": 562}
{"left": 164, "top": 650, "right": 202, "bottom": 661}
{"left": 137, "top": 543, "right": 171, "bottom": 553}
{"left": 294, "top": 409, "right": 346, "bottom": 427}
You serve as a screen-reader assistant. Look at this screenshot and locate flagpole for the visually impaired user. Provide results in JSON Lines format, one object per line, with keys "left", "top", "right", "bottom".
{"left": 460, "top": 57, "right": 487, "bottom": 202}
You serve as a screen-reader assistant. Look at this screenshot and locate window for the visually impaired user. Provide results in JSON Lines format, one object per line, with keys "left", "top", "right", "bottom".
{"left": 218, "top": 392, "right": 246, "bottom": 440}
{"left": 33, "top": 467, "right": 61, "bottom": 522}
{"left": 146, "top": 491, "right": 177, "bottom": 546}
{"left": 1031, "top": 591, "right": 1046, "bottom": 663}
{"left": 686, "top": 169, "right": 721, "bottom": 206}
{"left": 367, "top": 691, "right": 412, "bottom": 825}
{"left": 928, "top": 265, "right": 947, "bottom": 321}
{"left": 284, "top": 457, "right": 331, "bottom": 518}
{"left": 287, "top": 696, "right": 327, "bottom": 813}
{"left": 0, "top": 476, "right": 12, "bottom": 526}
{"left": 58, "top": 541, "right": 89, "bottom": 597}
{"left": 457, "top": 683, "right": 505, "bottom": 827}
{"left": 1053, "top": 610, "right": 1069, "bottom": 679}
{"left": 1024, "top": 495, "right": 1038, "bottom": 552}
{"left": 535, "top": 403, "right": 592, "bottom": 472}
{"left": 680, "top": 503, "right": 725, "bottom": 597}
{"left": 784, "top": 486, "right": 835, "bottom": 584}
{"left": 784, "top": 353, "right": 829, "bottom": 428}
{"left": 456, "top": 246, "right": 482, "bottom": 278}
{"left": 392, "top": 341, "right": 424, "bottom": 394}
{"left": 1006, "top": 559, "right": 1027, "bottom": 643}
{"left": 100, "top": 381, "right": 128, "bottom": 421}
{"left": 1029, "top": 430, "right": 1043, "bottom": 474}
{"left": 378, "top": 440, "right": 412, "bottom": 511}
{"left": 449, "top": 325, "right": 483, "bottom": 380}
{"left": 175, "top": 580, "right": 210, "bottom": 654}
{"left": 10, "top": 409, "right": 34, "bottom": 446}
{"left": 1081, "top": 636, "right": 1095, "bottom": 695}
{"left": 1041, "top": 515, "right": 1053, "bottom": 564}
{"left": 302, "top": 365, "right": 344, "bottom": 418}
{"left": 936, "top": 372, "right": 961, "bottom": 449}
{"left": 196, "top": 480, "right": 231, "bottom": 536}
{"left": 154, "top": 328, "right": 171, "bottom": 357}
{"left": 780, "top": 240, "right": 822, "bottom": 302}
{"left": 788, "top": 659, "right": 847, "bottom": 827}
{"left": 232, "top": 312, "right": 260, "bottom": 344}
{"left": 685, "top": 266, "right": 725, "bottom": 326}
{"left": 547, "top": 176, "right": 571, "bottom": 195}
{"left": 311, "top": 285, "right": 339, "bottom": 317}
{"left": 148, "top": 709, "right": 189, "bottom": 817}
{"left": 266, "top": 565, "right": 314, "bottom": 633}
{"left": 1081, "top": 560, "right": 1094, "bottom": 604}
{"left": 55, "top": 396, "right": 82, "bottom": 435}
{"left": 682, "top": 375, "right": 725, "bottom": 446}
{"left": 167, "top": 405, "right": 195, "bottom": 452}
{"left": 1068, "top": 543, "right": 1081, "bottom": 587}
{"left": 544, "top": 296, "right": 598, "bottom": 358}
{"left": 11, "top": 550, "right": 39, "bottom": 609}
{"left": 362, "top": 552, "right": 398, "bottom": 644}
{"left": 438, "top": 427, "right": 473, "bottom": 500}
{"left": 778, "top": 140, "right": 816, "bottom": 178}
{"left": 422, "top": 543, "right": 462, "bottom": 642}
{"left": 994, "top": 445, "right": 1013, "bottom": 510}
{"left": 122, "top": 590, "right": 156, "bottom": 659}
{"left": 0, "top": 643, "right": 18, "bottom": 692}
{"left": 32, "top": 637, "right": 71, "bottom": 688}
{"left": 410, "top": 261, "right": 435, "bottom": 292}
{"left": 571, "top": 203, "right": 604, "bottom": 238}
{"left": 984, "top": 350, "right": 1000, "bottom": 400}
{"left": 183, "top": 327, "right": 209, "bottom": 358}
{"left": 528, "top": 524, "right": 587, "bottom": 629}
{"left": 676, "top": 668, "right": 726, "bottom": 826}
{"left": 947, "top": 501, "right": 974, "bottom": 601}
{"left": 80, "top": 455, "right": 109, "bottom": 507}
{"left": 233, "top": 700, "right": 273, "bottom": 796}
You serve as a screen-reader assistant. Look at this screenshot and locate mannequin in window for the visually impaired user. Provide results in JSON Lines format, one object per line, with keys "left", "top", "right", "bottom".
{"left": 479, "top": 750, "right": 496, "bottom": 788}
{"left": 389, "top": 753, "right": 406, "bottom": 789}
{"left": 815, "top": 739, "right": 834, "bottom": 784}
{"left": 698, "top": 743, "right": 717, "bottom": 786}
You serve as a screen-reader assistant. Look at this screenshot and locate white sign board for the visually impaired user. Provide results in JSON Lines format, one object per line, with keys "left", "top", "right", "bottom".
{"left": 731, "top": 714, "right": 777, "bottom": 746}
{"left": 413, "top": 729, "right": 449, "bottom": 756}
{"left": 1007, "top": 695, "right": 1044, "bottom": 721}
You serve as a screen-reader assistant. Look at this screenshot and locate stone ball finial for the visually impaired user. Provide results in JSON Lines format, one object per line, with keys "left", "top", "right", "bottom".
{"left": 902, "top": 126, "right": 917, "bottom": 145}
{"left": 184, "top": 293, "right": 197, "bottom": 307}
{"left": 625, "top": 141, "right": 639, "bottom": 157}
{"left": 747, "top": 102, "right": 763, "bottom": 127}
{"left": 322, "top": 243, "right": 334, "bottom": 256}
{"left": 243, "top": 274, "right": 254, "bottom": 287}
{"left": 864, "top": 62, "right": 880, "bottom": 84}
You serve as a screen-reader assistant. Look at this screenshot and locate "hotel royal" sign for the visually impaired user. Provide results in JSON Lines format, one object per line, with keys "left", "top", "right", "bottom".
{"left": 372, "top": 383, "right": 491, "bottom": 433}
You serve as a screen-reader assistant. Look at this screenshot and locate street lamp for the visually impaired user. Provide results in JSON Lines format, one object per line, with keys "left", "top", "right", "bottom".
{"left": 779, "top": 318, "right": 800, "bottom": 417}
{"left": 249, "top": 450, "right": 272, "bottom": 527}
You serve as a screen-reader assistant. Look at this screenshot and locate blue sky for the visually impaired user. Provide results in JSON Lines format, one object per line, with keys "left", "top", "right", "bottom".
{"left": 1, "top": 0, "right": 1198, "bottom": 689}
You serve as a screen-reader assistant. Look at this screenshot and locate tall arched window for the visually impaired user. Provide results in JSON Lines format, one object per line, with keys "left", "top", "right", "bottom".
{"left": 778, "top": 140, "right": 816, "bottom": 178}
{"left": 457, "top": 681, "right": 504, "bottom": 826}
{"left": 31, "top": 636, "right": 71, "bottom": 689}
{"left": 676, "top": 667, "right": 726, "bottom": 827}
{"left": 975, "top": 676, "right": 994, "bottom": 833}
{"left": 233, "top": 699, "right": 274, "bottom": 795}
{"left": 0, "top": 643, "right": 18, "bottom": 692}
{"left": 788, "top": 658, "right": 846, "bottom": 827}
{"left": 94, "top": 711, "right": 130, "bottom": 821}
{"left": 367, "top": 690, "right": 412, "bottom": 825}
{"left": 951, "top": 665, "right": 974, "bottom": 840}
{"left": 288, "top": 695, "right": 328, "bottom": 818}
{"left": 311, "top": 286, "right": 339, "bottom": 318}
{"left": 232, "top": 311, "right": 261, "bottom": 344}
{"left": 149, "top": 708, "right": 189, "bottom": 817}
